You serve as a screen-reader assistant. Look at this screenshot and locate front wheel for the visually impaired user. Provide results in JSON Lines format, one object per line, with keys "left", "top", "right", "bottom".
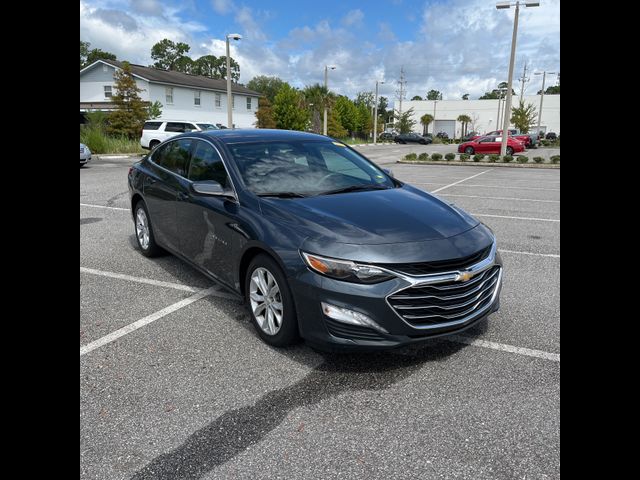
{"left": 134, "top": 201, "right": 163, "bottom": 257}
{"left": 464, "top": 146, "right": 474, "bottom": 154}
{"left": 246, "top": 254, "right": 299, "bottom": 347}
{"left": 506, "top": 146, "right": 514, "bottom": 155}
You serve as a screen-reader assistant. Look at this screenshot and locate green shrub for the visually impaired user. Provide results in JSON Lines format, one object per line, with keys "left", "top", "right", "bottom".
{"left": 459, "top": 153, "right": 470, "bottom": 162}
{"left": 502, "top": 155, "right": 514, "bottom": 163}
{"left": 540, "top": 139, "right": 549, "bottom": 147}
{"left": 418, "top": 152, "right": 428, "bottom": 161}
{"left": 431, "top": 137, "right": 443, "bottom": 144}
{"left": 517, "top": 155, "right": 528, "bottom": 164}
{"left": 404, "top": 152, "right": 417, "bottom": 161}
{"left": 473, "top": 153, "right": 485, "bottom": 162}
{"left": 445, "top": 153, "right": 455, "bottom": 161}
{"left": 80, "top": 124, "right": 145, "bottom": 154}
{"left": 551, "top": 155, "right": 560, "bottom": 164}
{"left": 488, "top": 154, "right": 499, "bottom": 163}
{"left": 431, "top": 153, "right": 443, "bottom": 161}
{"left": 533, "top": 156, "right": 544, "bottom": 164}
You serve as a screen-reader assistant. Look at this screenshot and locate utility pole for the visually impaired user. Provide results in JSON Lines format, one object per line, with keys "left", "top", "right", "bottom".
{"left": 518, "top": 60, "right": 529, "bottom": 103}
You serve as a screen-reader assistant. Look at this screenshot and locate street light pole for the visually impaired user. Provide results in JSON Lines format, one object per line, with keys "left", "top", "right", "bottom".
{"left": 226, "top": 33, "right": 242, "bottom": 129}
{"left": 534, "top": 70, "right": 555, "bottom": 136}
{"left": 374, "top": 80, "right": 384, "bottom": 144}
{"left": 323, "top": 65, "right": 336, "bottom": 136}
{"left": 433, "top": 99, "right": 438, "bottom": 134}
{"left": 496, "top": 1, "right": 539, "bottom": 156}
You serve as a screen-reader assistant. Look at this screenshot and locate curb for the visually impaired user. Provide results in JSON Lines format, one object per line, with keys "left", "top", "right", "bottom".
{"left": 96, "top": 154, "right": 144, "bottom": 160}
{"left": 397, "top": 160, "right": 559, "bottom": 169}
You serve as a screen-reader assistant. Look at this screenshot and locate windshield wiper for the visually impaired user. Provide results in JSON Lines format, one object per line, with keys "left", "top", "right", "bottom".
{"left": 256, "top": 192, "right": 307, "bottom": 198}
{"left": 317, "top": 184, "right": 390, "bottom": 196}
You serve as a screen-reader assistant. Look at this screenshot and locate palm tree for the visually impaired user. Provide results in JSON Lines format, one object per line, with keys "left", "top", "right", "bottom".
{"left": 302, "top": 84, "right": 335, "bottom": 134}
{"left": 420, "top": 113, "right": 434, "bottom": 135}
{"left": 457, "top": 114, "right": 472, "bottom": 138}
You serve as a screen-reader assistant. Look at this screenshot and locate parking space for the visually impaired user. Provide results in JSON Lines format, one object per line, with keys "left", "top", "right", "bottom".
{"left": 80, "top": 150, "right": 559, "bottom": 479}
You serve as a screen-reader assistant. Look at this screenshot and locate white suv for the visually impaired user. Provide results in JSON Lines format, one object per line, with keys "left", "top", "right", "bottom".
{"left": 140, "top": 120, "right": 220, "bottom": 150}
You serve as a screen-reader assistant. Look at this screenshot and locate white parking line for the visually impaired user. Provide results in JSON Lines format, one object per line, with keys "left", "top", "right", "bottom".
{"left": 431, "top": 170, "right": 491, "bottom": 193}
{"left": 446, "top": 335, "right": 560, "bottom": 362}
{"left": 81, "top": 267, "right": 200, "bottom": 292}
{"left": 498, "top": 249, "right": 559, "bottom": 258}
{"left": 81, "top": 203, "right": 128, "bottom": 211}
{"left": 80, "top": 287, "right": 217, "bottom": 357}
{"left": 442, "top": 183, "right": 558, "bottom": 192}
{"left": 472, "top": 213, "right": 560, "bottom": 222}
{"left": 441, "top": 194, "right": 559, "bottom": 203}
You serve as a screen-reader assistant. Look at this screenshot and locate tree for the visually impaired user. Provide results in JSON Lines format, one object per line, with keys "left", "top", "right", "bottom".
{"left": 510, "top": 100, "right": 537, "bottom": 133}
{"left": 355, "top": 103, "right": 372, "bottom": 137}
{"left": 247, "top": 76, "right": 289, "bottom": 103}
{"left": 395, "top": 108, "right": 417, "bottom": 134}
{"left": 302, "top": 84, "right": 334, "bottom": 134}
{"left": 457, "top": 114, "right": 472, "bottom": 138}
{"left": 193, "top": 55, "right": 218, "bottom": 77}
{"left": 86, "top": 48, "right": 117, "bottom": 66}
{"left": 255, "top": 97, "right": 277, "bottom": 128}
{"left": 150, "top": 39, "right": 191, "bottom": 70}
{"left": 334, "top": 96, "right": 359, "bottom": 134}
{"left": 355, "top": 91, "right": 375, "bottom": 109}
{"left": 377, "top": 96, "right": 388, "bottom": 119}
{"left": 80, "top": 40, "right": 90, "bottom": 68}
{"left": 420, "top": 113, "right": 434, "bottom": 135}
{"left": 107, "top": 62, "right": 148, "bottom": 138}
{"left": 411, "top": 95, "right": 423, "bottom": 101}
{"left": 479, "top": 82, "right": 515, "bottom": 99}
{"left": 147, "top": 101, "right": 163, "bottom": 119}
{"left": 426, "top": 90, "right": 443, "bottom": 100}
{"left": 217, "top": 56, "right": 240, "bottom": 83}
{"left": 537, "top": 85, "right": 560, "bottom": 95}
{"left": 327, "top": 109, "right": 347, "bottom": 138}
{"left": 174, "top": 56, "right": 195, "bottom": 74}
{"left": 272, "top": 84, "right": 309, "bottom": 131}
{"left": 462, "top": 93, "right": 469, "bottom": 100}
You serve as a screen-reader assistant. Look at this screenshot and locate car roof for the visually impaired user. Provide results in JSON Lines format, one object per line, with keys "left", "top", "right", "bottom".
{"left": 193, "top": 129, "right": 331, "bottom": 144}
{"left": 145, "top": 120, "right": 211, "bottom": 124}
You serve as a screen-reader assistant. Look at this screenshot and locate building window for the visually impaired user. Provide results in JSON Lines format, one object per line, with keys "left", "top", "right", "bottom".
{"left": 215, "top": 93, "right": 221, "bottom": 108}
{"left": 104, "top": 85, "right": 112, "bottom": 99}
{"left": 246, "top": 97, "right": 252, "bottom": 110}
{"left": 194, "top": 91, "right": 201, "bottom": 106}
{"left": 102, "top": 64, "right": 109, "bottom": 72}
{"left": 166, "top": 87, "right": 173, "bottom": 105}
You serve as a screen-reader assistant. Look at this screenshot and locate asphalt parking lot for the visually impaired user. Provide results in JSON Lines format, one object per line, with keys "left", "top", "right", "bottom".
{"left": 80, "top": 148, "right": 559, "bottom": 480}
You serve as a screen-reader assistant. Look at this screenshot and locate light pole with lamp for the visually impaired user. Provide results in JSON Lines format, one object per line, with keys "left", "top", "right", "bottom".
{"left": 534, "top": 70, "right": 555, "bottom": 136}
{"left": 496, "top": 1, "right": 539, "bottom": 155}
{"left": 373, "top": 80, "right": 385, "bottom": 144}
{"left": 226, "top": 33, "right": 242, "bottom": 129}
{"left": 323, "top": 65, "right": 336, "bottom": 136}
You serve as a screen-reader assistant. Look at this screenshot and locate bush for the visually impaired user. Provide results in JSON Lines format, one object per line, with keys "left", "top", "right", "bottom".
{"left": 459, "top": 153, "right": 470, "bottom": 162}
{"left": 431, "top": 137, "right": 443, "bottom": 144}
{"left": 533, "top": 156, "right": 544, "bottom": 164}
{"left": 404, "top": 152, "right": 417, "bottom": 161}
{"left": 418, "top": 152, "right": 429, "bottom": 161}
{"left": 80, "top": 124, "right": 145, "bottom": 154}
{"left": 517, "top": 155, "right": 528, "bottom": 164}
{"left": 502, "top": 155, "right": 514, "bottom": 163}
{"left": 473, "top": 154, "right": 485, "bottom": 162}
{"left": 551, "top": 155, "right": 560, "bottom": 164}
{"left": 488, "top": 154, "right": 499, "bottom": 163}
{"left": 431, "top": 153, "right": 443, "bottom": 161}
{"left": 540, "top": 139, "right": 549, "bottom": 147}
{"left": 445, "top": 153, "right": 455, "bottom": 161}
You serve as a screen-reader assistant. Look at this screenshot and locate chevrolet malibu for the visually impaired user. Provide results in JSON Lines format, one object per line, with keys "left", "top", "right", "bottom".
{"left": 128, "top": 129, "right": 502, "bottom": 350}
{"left": 457, "top": 135, "right": 524, "bottom": 156}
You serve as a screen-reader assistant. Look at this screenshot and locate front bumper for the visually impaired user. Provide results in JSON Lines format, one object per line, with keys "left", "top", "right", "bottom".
{"left": 289, "top": 250, "right": 503, "bottom": 351}
{"left": 80, "top": 154, "right": 91, "bottom": 164}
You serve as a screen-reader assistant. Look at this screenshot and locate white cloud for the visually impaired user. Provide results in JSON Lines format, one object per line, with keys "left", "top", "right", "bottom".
{"left": 341, "top": 9, "right": 364, "bottom": 27}
{"left": 130, "top": 0, "right": 163, "bottom": 16}
{"left": 235, "top": 6, "right": 266, "bottom": 41}
{"left": 211, "top": 0, "right": 234, "bottom": 15}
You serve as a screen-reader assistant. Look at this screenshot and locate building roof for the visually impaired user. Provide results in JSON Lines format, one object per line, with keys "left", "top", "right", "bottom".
{"left": 83, "top": 59, "right": 261, "bottom": 97}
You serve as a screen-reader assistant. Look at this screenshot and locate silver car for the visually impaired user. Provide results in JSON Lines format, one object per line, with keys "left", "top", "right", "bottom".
{"left": 80, "top": 143, "right": 91, "bottom": 167}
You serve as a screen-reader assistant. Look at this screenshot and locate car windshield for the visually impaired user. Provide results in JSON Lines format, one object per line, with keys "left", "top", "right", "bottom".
{"left": 197, "top": 123, "right": 218, "bottom": 130}
{"left": 228, "top": 140, "right": 395, "bottom": 196}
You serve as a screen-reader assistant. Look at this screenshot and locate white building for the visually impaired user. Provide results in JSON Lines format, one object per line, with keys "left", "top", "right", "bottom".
{"left": 403, "top": 95, "right": 560, "bottom": 138}
{"left": 80, "top": 59, "right": 261, "bottom": 128}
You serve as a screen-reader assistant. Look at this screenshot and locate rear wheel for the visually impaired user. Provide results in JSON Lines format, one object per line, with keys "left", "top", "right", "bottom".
{"left": 245, "top": 254, "right": 299, "bottom": 347}
{"left": 464, "top": 146, "right": 474, "bottom": 154}
{"left": 133, "top": 201, "right": 163, "bottom": 257}
{"left": 149, "top": 140, "right": 160, "bottom": 150}
{"left": 506, "top": 146, "right": 514, "bottom": 155}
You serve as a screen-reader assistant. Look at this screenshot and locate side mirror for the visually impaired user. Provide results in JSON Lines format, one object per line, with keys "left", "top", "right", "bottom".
{"left": 382, "top": 168, "right": 394, "bottom": 178}
{"left": 192, "top": 181, "right": 235, "bottom": 200}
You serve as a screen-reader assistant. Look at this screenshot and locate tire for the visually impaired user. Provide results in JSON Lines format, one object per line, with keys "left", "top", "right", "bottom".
{"left": 149, "top": 140, "right": 160, "bottom": 150}
{"left": 245, "top": 254, "right": 299, "bottom": 347}
{"left": 133, "top": 200, "right": 163, "bottom": 257}
{"left": 464, "top": 146, "right": 474, "bottom": 154}
{"left": 506, "top": 146, "right": 514, "bottom": 156}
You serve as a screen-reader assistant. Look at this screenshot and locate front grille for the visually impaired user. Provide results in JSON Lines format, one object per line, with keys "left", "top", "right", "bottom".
{"left": 379, "top": 245, "right": 492, "bottom": 276}
{"left": 324, "top": 317, "right": 386, "bottom": 342}
{"left": 387, "top": 265, "right": 501, "bottom": 327}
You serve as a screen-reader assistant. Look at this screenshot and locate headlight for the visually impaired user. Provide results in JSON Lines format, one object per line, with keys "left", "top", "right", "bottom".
{"left": 300, "top": 251, "right": 395, "bottom": 284}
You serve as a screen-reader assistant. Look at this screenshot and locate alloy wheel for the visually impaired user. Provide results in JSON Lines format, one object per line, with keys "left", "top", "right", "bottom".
{"left": 249, "top": 267, "right": 283, "bottom": 335}
{"left": 136, "top": 208, "right": 150, "bottom": 250}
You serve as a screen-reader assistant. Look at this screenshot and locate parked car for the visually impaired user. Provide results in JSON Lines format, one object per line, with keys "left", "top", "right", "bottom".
{"left": 460, "top": 131, "right": 480, "bottom": 142}
{"left": 486, "top": 129, "right": 537, "bottom": 148}
{"left": 436, "top": 131, "right": 449, "bottom": 139}
{"left": 128, "top": 129, "right": 502, "bottom": 350}
{"left": 80, "top": 143, "right": 91, "bottom": 167}
{"left": 545, "top": 132, "right": 557, "bottom": 140}
{"left": 378, "top": 132, "right": 395, "bottom": 141}
{"left": 394, "top": 132, "right": 432, "bottom": 144}
{"left": 422, "top": 133, "right": 433, "bottom": 140}
{"left": 140, "top": 120, "right": 220, "bottom": 150}
{"left": 457, "top": 135, "right": 525, "bottom": 155}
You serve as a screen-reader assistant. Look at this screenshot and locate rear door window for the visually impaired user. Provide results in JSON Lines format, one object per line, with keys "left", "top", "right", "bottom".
{"left": 165, "top": 122, "right": 187, "bottom": 133}
{"left": 143, "top": 121, "right": 162, "bottom": 130}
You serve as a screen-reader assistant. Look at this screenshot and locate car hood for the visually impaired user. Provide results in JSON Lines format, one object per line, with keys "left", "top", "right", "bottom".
{"left": 259, "top": 184, "right": 479, "bottom": 247}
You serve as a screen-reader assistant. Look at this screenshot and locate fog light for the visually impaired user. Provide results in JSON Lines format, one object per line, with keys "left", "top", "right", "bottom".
{"left": 321, "top": 302, "right": 388, "bottom": 333}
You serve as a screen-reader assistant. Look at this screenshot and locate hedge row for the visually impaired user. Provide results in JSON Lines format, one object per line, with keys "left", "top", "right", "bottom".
{"left": 402, "top": 152, "right": 560, "bottom": 164}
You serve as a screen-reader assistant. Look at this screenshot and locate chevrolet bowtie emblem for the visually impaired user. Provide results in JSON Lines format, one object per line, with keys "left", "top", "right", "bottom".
{"left": 458, "top": 271, "right": 474, "bottom": 282}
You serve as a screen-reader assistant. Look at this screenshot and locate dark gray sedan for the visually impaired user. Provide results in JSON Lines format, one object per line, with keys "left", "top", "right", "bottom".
{"left": 394, "top": 133, "right": 432, "bottom": 144}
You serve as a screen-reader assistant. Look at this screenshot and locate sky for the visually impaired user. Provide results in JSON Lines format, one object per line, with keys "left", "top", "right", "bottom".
{"left": 80, "top": 0, "right": 560, "bottom": 105}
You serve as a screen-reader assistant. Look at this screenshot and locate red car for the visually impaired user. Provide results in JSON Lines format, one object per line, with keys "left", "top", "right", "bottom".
{"left": 457, "top": 135, "right": 525, "bottom": 155}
